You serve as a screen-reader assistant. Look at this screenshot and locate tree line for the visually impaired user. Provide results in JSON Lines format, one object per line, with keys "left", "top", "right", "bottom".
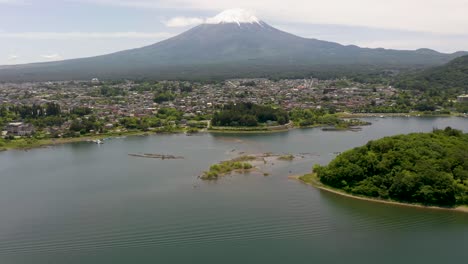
{"left": 314, "top": 127, "right": 468, "bottom": 206}
{"left": 211, "top": 103, "right": 289, "bottom": 127}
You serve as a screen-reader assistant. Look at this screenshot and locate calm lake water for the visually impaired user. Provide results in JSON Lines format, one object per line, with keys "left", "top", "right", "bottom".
{"left": 0, "top": 117, "right": 467, "bottom": 264}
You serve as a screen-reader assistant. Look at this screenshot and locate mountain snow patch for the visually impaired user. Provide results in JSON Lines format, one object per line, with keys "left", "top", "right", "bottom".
{"left": 206, "top": 9, "right": 261, "bottom": 25}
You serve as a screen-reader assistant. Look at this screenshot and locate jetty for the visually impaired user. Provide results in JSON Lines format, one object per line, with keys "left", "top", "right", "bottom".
{"left": 128, "top": 153, "right": 184, "bottom": 160}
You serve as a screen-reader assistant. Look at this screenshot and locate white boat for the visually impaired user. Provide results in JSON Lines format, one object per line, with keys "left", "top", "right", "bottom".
{"left": 92, "top": 139, "right": 104, "bottom": 144}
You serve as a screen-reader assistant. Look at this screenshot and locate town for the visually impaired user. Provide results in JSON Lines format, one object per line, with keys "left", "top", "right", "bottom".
{"left": 0, "top": 78, "right": 466, "bottom": 143}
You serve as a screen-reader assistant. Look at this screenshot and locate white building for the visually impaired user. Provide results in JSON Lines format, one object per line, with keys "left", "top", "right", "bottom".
{"left": 5, "top": 122, "right": 35, "bottom": 136}
{"left": 457, "top": 95, "right": 468, "bottom": 103}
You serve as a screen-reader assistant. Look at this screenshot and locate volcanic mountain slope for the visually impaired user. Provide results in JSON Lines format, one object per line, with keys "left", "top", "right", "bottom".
{"left": 0, "top": 9, "right": 466, "bottom": 81}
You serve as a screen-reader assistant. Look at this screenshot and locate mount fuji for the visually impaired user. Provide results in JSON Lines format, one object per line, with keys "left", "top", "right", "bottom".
{"left": 0, "top": 9, "right": 466, "bottom": 81}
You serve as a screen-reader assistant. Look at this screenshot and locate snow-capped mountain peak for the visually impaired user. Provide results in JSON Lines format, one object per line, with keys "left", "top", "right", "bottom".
{"left": 206, "top": 9, "right": 261, "bottom": 25}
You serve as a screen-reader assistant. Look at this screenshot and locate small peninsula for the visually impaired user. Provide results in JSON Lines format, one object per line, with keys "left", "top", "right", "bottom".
{"left": 307, "top": 127, "right": 468, "bottom": 208}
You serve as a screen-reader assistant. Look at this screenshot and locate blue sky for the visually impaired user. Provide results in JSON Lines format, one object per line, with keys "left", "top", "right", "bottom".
{"left": 1, "top": 0, "right": 468, "bottom": 65}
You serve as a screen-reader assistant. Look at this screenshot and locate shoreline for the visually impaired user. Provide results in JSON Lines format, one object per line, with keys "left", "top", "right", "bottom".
{"left": 291, "top": 174, "right": 468, "bottom": 214}
{"left": 206, "top": 123, "right": 367, "bottom": 134}
{"left": 338, "top": 112, "right": 467, "bottom": 118}
{"left": 207, "top": 122, "right": 293, "bottom": 134}
{"left": 207, "top": 128, "right": 290, "bottom": 134}
{"left": 0, "top": 130, "right": 181, "bottom": 152}
{"left": 0, "top": 125, "right": 322, "bottom": 152}
{"left": 1, "top": 114, "right": 465, "bottom": 152}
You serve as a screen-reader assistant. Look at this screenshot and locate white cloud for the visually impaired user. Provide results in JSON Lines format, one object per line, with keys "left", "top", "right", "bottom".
{"left": 0, "top": 0, "right": 27, "bottom": 5}
{"left": 69, "top": 0, "right": 165, "bottom": 9}
{"left": 78, "top": 0, "right": 468, "bottom": 35}
{"left": 165, "top": 17, "right": 204, "bottom": 27}
{"left": 0, "top": 32, "right": 173, "bottom": 39}
{"left": 40, "top": 54, "right": 62, "bottom": 60}
{"left": 7, "top": 55, "right": 19, "bottom": 60}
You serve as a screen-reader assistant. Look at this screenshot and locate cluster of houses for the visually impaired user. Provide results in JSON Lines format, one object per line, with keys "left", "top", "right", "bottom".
{"left": 167, "top": 78, "right": 399, "bottom": 112}
{"left": 0, "top": 78, "right": 402, "bottom": 138}
{"left": 2, "top": 122, "right": 34, "bottom": 137}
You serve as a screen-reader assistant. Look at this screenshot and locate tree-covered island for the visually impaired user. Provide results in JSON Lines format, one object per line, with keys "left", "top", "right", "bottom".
{"left": 302, "top": 127, "right": 468, "bottom": 207}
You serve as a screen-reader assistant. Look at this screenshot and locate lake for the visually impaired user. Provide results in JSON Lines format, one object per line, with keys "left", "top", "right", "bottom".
{"left": 0, "top": 117, "right": 467, "bottom": 264}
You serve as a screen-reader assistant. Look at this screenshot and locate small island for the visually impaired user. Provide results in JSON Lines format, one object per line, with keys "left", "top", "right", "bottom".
{"left": 278, "top": 154, "right": 295, "bottom": 161}
{"left": 301, "top": 127, "right": 468, "bottom": 209}
{"left": 200, "top": 156, "right": 255, "bottom": 180}
{"left": 200, "top": 153, "right": 304, "bottom": 180}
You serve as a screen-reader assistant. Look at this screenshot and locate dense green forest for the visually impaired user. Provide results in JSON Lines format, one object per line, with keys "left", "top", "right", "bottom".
{"left": 395, "top": 55, "right": 468, "bottom": 96}
{"left": 212, "top": 103, "right": 289, "bottom": 127}
{"left": 314, "top": 127, "right": 468, "bottom": 206}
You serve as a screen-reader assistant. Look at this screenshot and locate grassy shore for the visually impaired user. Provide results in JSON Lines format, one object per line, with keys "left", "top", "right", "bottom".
{"left": 295, "top": 173, "right": 468, "bottom": 213}
{"left": 207, "top": 121, "right": 368, "bottom": 134}
{"left": 0, "top": 129, "right": 183, "bottom": 152}
{"left": 208, "top": 123, "right": 292, "bottom": 134}
{"left": 337, "top": 112, "right": 467, "bottom": 118}
{"left": 207, "top": 128, "right": 290, "bottom": 134}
